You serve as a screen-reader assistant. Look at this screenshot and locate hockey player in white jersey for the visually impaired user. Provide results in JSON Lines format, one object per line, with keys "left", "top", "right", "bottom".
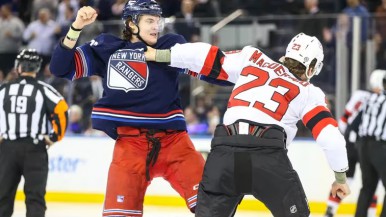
{"left": 145, "top": 33, "right": 351, "bottom": 217}
{"left": 324, "top": 69, "right": 386, "bottom": 217}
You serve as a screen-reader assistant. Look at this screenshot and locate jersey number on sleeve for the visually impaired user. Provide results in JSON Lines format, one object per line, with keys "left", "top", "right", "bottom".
{"left": 228, "top": 66, "right": 300, "bottom": 121}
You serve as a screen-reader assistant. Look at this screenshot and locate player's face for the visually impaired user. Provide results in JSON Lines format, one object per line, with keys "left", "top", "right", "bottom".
{"left": 137, "top": 15, "right": 162, "bottom": 46}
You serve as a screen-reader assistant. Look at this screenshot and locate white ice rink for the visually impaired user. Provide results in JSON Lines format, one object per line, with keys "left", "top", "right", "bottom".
{"left": 14, "top": 201, "right": 354, "bottom": 217}
{"left": 12, "top": 138, "right": 381, "bottom": 217}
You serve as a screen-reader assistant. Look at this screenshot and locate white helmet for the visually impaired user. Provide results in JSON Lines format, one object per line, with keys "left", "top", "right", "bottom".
{"left": 369, "top": 69, "right": 386, "bottom": 91}
{"left": 284, "top": 33, "right": 324, "bottom": 80}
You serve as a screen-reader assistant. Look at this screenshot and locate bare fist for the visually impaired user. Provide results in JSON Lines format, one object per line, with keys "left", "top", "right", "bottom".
{"left": 73, "top": 6, "right": 98, "bottom": 29}
{"left": 331, "top": 181, "right": 351, "bottom": 200}
{"left": 145, "top": 46, "right": 156, "bottom": 61}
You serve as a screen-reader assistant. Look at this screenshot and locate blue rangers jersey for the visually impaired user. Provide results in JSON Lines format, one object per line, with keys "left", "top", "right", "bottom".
{"left": 50, "top": 33, "right": 229, "bottom": 139}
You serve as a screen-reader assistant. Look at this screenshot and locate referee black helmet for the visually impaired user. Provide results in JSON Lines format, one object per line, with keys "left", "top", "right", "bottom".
{"left": 14, "top": 49, "right": 43, "bottom": 73}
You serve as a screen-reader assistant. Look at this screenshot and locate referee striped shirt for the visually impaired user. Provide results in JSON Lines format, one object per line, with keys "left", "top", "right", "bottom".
{"left": 358, "top": 91, "right": 386, "bottom": 141}
{"left": 0, "top": 76, "right": 68, "bottom": 141}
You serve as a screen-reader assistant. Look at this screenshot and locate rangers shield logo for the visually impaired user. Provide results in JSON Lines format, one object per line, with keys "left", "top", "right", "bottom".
{"left": 107, "top": 49, "right": 148, "bottom": 92}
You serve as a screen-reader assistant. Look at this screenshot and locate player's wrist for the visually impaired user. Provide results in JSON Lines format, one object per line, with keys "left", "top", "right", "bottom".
{"left": 334, "top": 171, "right": 347, "bottom": 184}
{"left": 71, "top": 22, "right": 84, "bottom": 30}
{"left": 155, "top": 49, "right": 171, "bottom": 63}
{"left": 66, "top": 24, "right": 83, "bottom": 42}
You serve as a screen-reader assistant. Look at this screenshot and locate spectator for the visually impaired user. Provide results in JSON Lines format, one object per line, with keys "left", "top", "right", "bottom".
{"left": 158, "top": 0, "right": 181, "bottom": 17}
{"left": 23, "top": 8, "right": 60, "bottom": 73}
{"left": 174, "top": 0, "right": 201, "bottom": 42}
{"left": 56, "top": 0, "right": 79, "bottom": 26}
{"left": 57, "top": 5, "right": 76, "bottom": 39}
{"left": 297, "top": 0, "right": 329, "bottom": 43}
{"left": 89, "top": 76, "right": 103, "bottom": 101}
{"left": 40, "top": 64, "right": 70, "bottom": 99}
{"left": 111, "top": 0, "right": 126, "bottom": 19}
{"left": 17, "top": 0, "right": 34, "bottom": 24}
{"left": 31, "top": 0, "right": 58, "bottom": 20}
{"left": 95, "top": 0, "right": 114, "bottom": 21}
{"left": 184, "top": 106, "right": 209, "bottom": 135}
{"left": 325, "top": 0, "right": 370, "bottom": 46}
{"left": 322, "top": 0, "right": 370, "bottom": 90}
{"left": 71, "top": 77, "right": 94, "bottom": 130}
{"left": 206, "top": 105, "right": 220, "bottom": 135}
{"left": 194, "top": 94, "right": 211, "bottom": 122}
{"left": 0, "top": 3, "right": 24, "bottom": 76}
{"left": 342, "top": 0, "right": 370, "bottom": 45}
{"left": 69, "top": 104, "right": 84, "bottom": 134}
{"left": 374, "top": 0, "right": 386, "bottom": 68}
{"left": 193, "top": 0, "right": 218, "bottom": 18}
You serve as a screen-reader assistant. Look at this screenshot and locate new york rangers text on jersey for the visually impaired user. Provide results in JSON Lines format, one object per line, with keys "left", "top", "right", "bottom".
{"left": 50, "top": 34, "right": 188, "bottom": 139}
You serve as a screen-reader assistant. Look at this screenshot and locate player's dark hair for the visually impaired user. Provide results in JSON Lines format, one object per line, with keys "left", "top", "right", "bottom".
{"left": 122, "top": 18, "right": 135, "bottom": 41}
{"left": 283, "top": 57, "right": 317, "bottom": 78}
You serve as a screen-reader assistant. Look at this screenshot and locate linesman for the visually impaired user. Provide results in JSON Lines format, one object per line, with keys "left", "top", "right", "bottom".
{"left": 0, "top": 49, "right": 69, "bottom": 217}
{"left": 355, "top": 71, "right": 386, "bottom": 217}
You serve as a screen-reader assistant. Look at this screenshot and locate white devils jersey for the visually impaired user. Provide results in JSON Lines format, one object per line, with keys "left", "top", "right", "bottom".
{"left": 339, "top": 90, "right": 370, "bottom": 133}
{"left": 170, "top": 42, "right": 348, "bottom": 172}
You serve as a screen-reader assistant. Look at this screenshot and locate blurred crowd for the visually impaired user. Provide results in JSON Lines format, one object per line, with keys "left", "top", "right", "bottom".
{"left": 1, "top": 0, "right": 386, "bottom": 136}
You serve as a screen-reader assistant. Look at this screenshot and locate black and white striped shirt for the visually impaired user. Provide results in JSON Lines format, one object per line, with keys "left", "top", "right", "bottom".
{"left": 359, "top": 91, "right": 386, "bottom": 141}
{"left": 0, "top": 76, "right": 68, "bottom": 141}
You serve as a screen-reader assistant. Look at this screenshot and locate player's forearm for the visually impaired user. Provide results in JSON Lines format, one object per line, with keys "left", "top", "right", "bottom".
{"left": 62, "top": 23, "right": 83, "bottom": 49}
{"left": 145, "top": 47, "right": 171, "bottom": 62}
{"left": 155, "top": 49, "right": 171, "bottom": 62}
{"left": 334, "top": 171, "right": 347, "bottom": 184}
{"left": 316, "top": 125, "right": 349, "bottom": 172}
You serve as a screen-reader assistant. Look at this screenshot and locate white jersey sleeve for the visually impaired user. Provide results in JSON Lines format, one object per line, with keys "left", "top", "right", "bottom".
{"left": 301, "top": 86, "right": 348, "bottom": 172}
{"left": 170, "top": 42, "right": 248, "bottom": 84}
{"left": 338, "top": 90, "right": 370, "bottom": 133}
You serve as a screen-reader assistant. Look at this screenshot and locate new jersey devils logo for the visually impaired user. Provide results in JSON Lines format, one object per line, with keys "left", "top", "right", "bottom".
{"left": 107, "top": 49, "right": 148, "bottom": 92}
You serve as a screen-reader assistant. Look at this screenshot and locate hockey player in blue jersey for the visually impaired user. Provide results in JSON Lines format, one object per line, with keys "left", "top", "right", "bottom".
{"left": 49, "top": 1, "right": 215, "bottom": 216}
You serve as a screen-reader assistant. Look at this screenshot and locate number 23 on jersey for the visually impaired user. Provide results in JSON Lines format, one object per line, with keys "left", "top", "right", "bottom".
{"left": 228, "top": 67, "right": 300, "bottom": 121}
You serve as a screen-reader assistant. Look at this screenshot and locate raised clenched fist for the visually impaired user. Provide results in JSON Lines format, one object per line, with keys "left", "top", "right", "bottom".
{"left": 72, "top": 6, "right": 98, "bottom": 29}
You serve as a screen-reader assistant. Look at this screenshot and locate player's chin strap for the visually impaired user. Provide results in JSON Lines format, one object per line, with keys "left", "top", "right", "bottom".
{"left": 145, "top": 130, "right": 161, "bottom": 181}
{"left": 130, "top": 24, "right": 153, "bottom": 47}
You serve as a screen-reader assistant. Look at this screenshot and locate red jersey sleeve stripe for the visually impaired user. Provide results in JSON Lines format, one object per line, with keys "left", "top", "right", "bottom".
{"left": 302, "top": 106, "right": 329, "bottom": 125}
{"left": 354, "top": 101, "right": 362, "bottom": 110}
{"left": 199, "top": 46, "right": 218, "bottom": 76}
{"left": 311, "top": 117, "right": 338, "bottom": 139}
{"left": 74, "top": 51, "right": 83, "bottom": 79}
{"left": 199, "top": 46, "right": 229, "bottom": 80}
{"left": 217, "top": 57, "right": 229, "bottom": 80}
{"left": 340, "top": 109, "right": 352, "bottom": 123}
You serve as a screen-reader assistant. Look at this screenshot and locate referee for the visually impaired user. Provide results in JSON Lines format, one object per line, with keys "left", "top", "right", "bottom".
{"left": 0, "top": 49, "right": 69, "bottom": 217}
{"left": 355, "top": 72, "right": 386, "bottom": 217}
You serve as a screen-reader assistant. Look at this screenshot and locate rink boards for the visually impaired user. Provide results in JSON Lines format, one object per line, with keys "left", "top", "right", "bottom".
{"left": 15, "top": 136, "right": 384, "bottom": 214}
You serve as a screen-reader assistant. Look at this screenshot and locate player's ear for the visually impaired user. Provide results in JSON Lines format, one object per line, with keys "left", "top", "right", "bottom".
{"left": 128, "top": 21, "right": 138, "bottom": 33}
